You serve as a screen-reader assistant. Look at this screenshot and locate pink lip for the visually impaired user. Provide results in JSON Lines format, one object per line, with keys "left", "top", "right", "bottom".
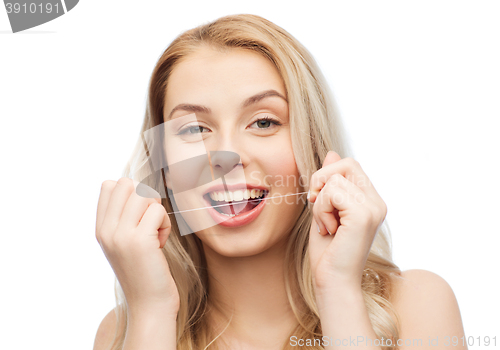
{"left": 202, "top": 188, "right": 269, "bottom": 228}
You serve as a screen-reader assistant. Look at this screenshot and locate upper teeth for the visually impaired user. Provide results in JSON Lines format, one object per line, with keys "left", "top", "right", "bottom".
{"left": 209, "top": 189, "right": 265, "bottom": 202}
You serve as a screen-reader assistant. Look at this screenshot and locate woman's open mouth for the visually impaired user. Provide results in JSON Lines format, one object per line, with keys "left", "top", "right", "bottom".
{"left": 202, "top": 188, "right": 269, "bottom": 227}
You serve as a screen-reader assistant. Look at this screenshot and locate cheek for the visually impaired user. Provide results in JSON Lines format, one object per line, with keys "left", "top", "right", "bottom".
{"left": 258, "top": 141, "right": 299, "bottom": 189}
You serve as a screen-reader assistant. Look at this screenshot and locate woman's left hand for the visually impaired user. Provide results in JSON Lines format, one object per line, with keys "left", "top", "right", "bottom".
{"left": 308, "top": 151, "right": 387, "bottom": 292}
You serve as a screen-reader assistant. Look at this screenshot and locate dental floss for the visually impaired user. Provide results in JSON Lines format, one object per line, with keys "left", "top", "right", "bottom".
{"left": 165, "top": 191, "right": 309, "bottom": 215}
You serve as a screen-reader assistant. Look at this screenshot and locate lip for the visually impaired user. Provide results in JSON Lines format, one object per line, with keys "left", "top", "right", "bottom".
{"left": 202, "top": 187, "right": 269, "bottom": 228}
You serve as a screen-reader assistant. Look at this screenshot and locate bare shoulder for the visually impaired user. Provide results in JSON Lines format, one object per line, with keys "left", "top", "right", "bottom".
{"left": 93, "top": 308, "right": 117, "bottom": 350}
{"left": 390, "top": 269, "right": 454, "bottom": 301}
{"left": 389, "top": 269, "right": 467, "bottom": 349}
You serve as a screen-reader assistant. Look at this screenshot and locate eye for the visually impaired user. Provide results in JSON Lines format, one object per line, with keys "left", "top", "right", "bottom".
{"left": 177, "top": 125, "right": 210, "bottom": 135}
{"left": 249, "top": 116, "right": 282, "bottom": 129}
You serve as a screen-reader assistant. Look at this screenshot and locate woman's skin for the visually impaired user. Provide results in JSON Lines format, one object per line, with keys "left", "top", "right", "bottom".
{"left": 162, "top": 46, "right": 305, "bottom": 348}
{"left": 94, "top": 45, "right": 467, "bottom": 350}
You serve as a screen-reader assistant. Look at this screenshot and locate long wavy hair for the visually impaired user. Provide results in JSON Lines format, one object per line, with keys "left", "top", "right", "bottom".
{"left": 107, "top": 14, "right": 403, "bottom": 350}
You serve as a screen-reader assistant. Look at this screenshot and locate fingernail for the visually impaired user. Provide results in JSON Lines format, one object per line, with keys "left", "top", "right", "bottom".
{"left": 307, "top": 190, "right": 310, "bottom": 200}
{"left": 317, "top": 223, "right": 320, "bottom": 233}
{"left": 327, "top": 228, "right": 332, "bottom": 235}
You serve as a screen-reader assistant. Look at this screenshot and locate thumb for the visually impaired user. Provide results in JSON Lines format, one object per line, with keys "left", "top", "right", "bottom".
{"left": 307, "top": 151, "right": 343, "bottom": 203}
{"left": 322, "top": 151, "right": 342, "bottom": 168}
{"left": 158, "top": 211, "right": 172, "bottom": 249}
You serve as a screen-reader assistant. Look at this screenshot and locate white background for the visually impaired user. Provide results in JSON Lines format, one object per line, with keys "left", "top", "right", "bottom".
{"left": 1, "top": 1, "right": 499, "bottom": 349}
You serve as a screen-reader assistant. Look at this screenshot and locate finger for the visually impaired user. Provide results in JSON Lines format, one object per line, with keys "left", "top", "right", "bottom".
{"left": 315, "top": 186, "right": 347, "bottom": 236}
{"left": 120, "top": 189, "right": 160, "bottom": 229}
{"left": 101, "top": 178, "right": 135, "bottom": 233}
{"left": 312, "top": 151, "right": 340, "bottom": 236}
{"left": 158, "top": 227, "right": 170, "bottom": 249}
{"left": 314, "top": 173, "right": 367, "bottom": 208}
{"left": 96, "top": 180, "right": 116, "bottom": 234}
{"left": 309, "top": 157, "right": 376, "bottom": 203}
{"left": 132, "top": 179, "right": 162, "bottom": 204}
{"left": 158, "top": 205, "right": 172, "bottom": 248}
{"left": 137, "top": 202, "right": 172, "bottom": 244}
{"left": 314, "top": 216, "right": 330, "bottom": 237}
{"left": 314, "top": 174, "right": 365, "bottom": 235}
{"left": 323, "top": 151, "right": 341, "bottom": 167}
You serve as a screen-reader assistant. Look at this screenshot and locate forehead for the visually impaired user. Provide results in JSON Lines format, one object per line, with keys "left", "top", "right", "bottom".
{"left": 164, "top": 46, "right": 286, "bottom": 109}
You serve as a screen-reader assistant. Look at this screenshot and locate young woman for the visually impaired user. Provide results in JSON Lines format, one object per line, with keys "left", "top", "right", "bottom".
{"left": 93, "top": 14, "right": 466, "bottom": 350}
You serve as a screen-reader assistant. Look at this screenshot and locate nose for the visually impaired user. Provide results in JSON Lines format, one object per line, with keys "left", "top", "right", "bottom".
{"left": 209, "top": 150, "right": 241, "bottom": 179}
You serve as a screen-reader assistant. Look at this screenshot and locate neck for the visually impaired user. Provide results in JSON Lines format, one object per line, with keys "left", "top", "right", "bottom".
{"left": 203, "top": 236, "right": 299, "bottom": 348}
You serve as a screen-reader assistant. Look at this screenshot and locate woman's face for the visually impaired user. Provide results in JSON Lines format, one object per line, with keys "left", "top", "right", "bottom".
{"left": 163, "top": 46, "right": 305, "bottom": 257}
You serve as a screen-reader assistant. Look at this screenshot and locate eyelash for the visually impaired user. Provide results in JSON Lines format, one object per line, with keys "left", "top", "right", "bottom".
{"left": 251, "top": 116, "right": 282, "bottom": 129}
{"left": 177, "top": 116, "right": 282, "bottom": 135}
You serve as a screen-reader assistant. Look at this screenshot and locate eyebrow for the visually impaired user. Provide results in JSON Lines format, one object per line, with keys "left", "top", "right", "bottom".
{"left": 166, "top": 89, "right": 288, "bottom": 120}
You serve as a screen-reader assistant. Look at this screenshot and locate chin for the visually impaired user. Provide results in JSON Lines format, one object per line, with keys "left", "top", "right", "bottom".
{"left": 196, "top": 227, "right": 288, "bottom": 259}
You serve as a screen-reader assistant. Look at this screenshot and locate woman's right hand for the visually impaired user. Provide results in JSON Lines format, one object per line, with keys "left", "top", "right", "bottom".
{"left": 95, "top": 178, "right": 180, "bottom": 317}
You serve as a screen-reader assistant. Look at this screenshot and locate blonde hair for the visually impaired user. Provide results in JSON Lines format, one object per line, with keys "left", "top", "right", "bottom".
{"left": 107, "top": 14, "right": 402, "bottom": 350}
